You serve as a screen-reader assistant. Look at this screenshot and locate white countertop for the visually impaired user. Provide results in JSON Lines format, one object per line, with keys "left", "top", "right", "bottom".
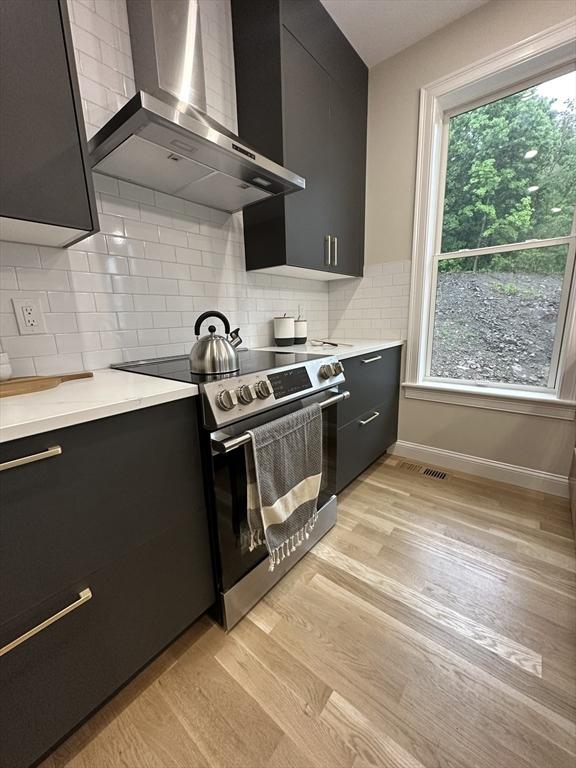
{"left": 0, "top": 369, "right": 198, "bottom": 443}
{"left": 0, "top": 339, "right": 403, "bottom": 443}
{"left": 255, "top": 338, "right": 404, "bottom": 360}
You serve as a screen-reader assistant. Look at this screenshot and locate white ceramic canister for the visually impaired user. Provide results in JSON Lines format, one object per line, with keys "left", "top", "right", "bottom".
{"left": 274, "top": 316, "right": 295, "bottom": 346}
{"left": 294, "top": 319, "right": 308, "bottom": 345}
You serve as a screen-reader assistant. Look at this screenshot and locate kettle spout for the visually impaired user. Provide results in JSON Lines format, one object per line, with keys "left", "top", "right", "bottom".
{"left": 229, "top": 328, "right": 243, "bottom": 348}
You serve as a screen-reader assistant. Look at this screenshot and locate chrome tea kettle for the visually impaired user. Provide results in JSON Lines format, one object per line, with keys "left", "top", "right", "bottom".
{"left": 189, "top": 311, "right": 242, "bottom": 375}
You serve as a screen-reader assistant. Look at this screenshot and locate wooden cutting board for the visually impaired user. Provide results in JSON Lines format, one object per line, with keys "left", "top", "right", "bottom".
{"left": 0, "top": 371, "right": 94, "bottom": 398}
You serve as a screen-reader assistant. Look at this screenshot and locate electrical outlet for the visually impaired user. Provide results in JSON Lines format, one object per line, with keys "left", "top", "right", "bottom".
{"left": 12, "top": 298, "right": 47, "bottom": 335}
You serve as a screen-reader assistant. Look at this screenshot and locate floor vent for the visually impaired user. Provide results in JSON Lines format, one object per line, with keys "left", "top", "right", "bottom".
{"left": 399, "top": 461, "right": 448, "bottom": 480}
{"left": 421, "top": 467, "right": 448, "bottom": 480}
{"left": 401, "top": 462, "right": 422, "bottom": 473}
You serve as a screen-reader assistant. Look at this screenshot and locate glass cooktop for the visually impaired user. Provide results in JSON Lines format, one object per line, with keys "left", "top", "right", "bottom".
{"left": 112, "top": 350, "right": 326, "bottom": 384}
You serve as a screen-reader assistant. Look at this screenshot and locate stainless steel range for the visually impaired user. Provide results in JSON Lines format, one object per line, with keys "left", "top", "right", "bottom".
{"left": 114, "top": 349, "right": 348, "bottom": 628}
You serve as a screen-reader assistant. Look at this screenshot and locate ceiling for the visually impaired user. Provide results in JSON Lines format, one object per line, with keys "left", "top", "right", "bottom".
{"left": 319, "top": 0, "right": 490, "bottom": 67}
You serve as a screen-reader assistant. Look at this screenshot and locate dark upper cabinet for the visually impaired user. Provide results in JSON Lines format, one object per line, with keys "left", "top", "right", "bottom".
{"left": 0, "top": 0, "right": 98, "bottom": 248}
{"left": 231, "top": 0, "right": 367, "bottom": 278}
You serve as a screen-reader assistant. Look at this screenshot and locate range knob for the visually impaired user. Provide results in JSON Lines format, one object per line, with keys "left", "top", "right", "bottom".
{"left": 319, "top": 363, "right": 336, "bottom": 380}
{"left": 255, "top": 380, "right": 273, "bottom": 399}
{"left": 333, "top": 360, "right": 344, "bottom": 375}
{"left": 237, "top": 384, "right": 255, "bottom": 405}
{"left": 216, "top": 389, "right": 237, "bottom": 411}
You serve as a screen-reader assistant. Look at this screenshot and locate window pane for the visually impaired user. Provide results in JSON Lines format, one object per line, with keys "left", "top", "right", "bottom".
{"left": 441, "top": 71, "right": 576, "bottom": 253}
{"left": 429, "top": 245, "right": 570, "bottom": 386}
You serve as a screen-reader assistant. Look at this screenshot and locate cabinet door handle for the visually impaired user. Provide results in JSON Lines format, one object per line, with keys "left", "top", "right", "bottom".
{"left": 324, "top": 235, "right": 331, "bottom": 266}
{"left": 361, "top": 355, "right": 382, "bottom": 364}
{"left": 332, "top": 236, "right": 338, "bottom": 267}
{"left": 359, "top": 411, "right": 380, "bottom": 426}
{"left": 0, "top": 445, "right": 62, "bottom": 472}
{"left": 0, "top": 588, "right": 92, "bottom": 657}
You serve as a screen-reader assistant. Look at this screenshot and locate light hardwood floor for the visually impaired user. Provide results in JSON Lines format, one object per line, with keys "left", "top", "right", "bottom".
{"left": 42, "top": 456, "right": 576, "bottom": 768}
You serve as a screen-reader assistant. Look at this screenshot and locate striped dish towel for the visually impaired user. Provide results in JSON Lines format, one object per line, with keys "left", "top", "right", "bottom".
{"left": 245, "top": 403, "right": 323, "bottom": 571}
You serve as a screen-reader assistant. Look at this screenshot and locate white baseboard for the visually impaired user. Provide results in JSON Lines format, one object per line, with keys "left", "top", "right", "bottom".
{"left": 389, "top": 440, "right": 569, "bottom": 498}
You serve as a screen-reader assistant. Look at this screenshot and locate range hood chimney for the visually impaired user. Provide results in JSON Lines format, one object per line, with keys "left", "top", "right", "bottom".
{"left": 88, "top": 0, "right": 305, "bottom": 212}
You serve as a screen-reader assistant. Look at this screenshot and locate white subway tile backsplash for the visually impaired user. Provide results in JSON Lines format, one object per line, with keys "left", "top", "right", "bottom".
{"left": 0, "top": 267, "right": 18, "bottom": 291}
{"left": 106, "top": 235, "right": 145, "bottom": 259}
{"left": 100, "top": 329, "right": 138, "bottom": 349}
{"left": 16, "top": 268, "right": 70, "bottom": 292}
{"left": 133, "top": 294, "right": 166, "bottom": 311}
{"left": 140, "top": 204, "right": 173, "bottom": 227}
{"left": 45, "top": 314, "right": 79, "bottom": 334}
{"left": 124, "top": 219, "right": 159, "bottom": 242}
{"left": 39, "top": 248, "right": 89, "bottom": 272}
{"left": 94, "top": 292, "right": 133, "bottom": 311}
{"left": 122, "top": 346, "right": 156, "bottom": 362}
{"left": 101, "top": 194, "right": 140, "bottom": 221}
{"left": 111, "top": 275, "right": 148, "bottom": 294}
{"left": 0, "top": 242, "right": 41, "bottom": 268}
{"left": 169, "top": 326, "right": 196, "bottom": 344}
{"left": 175, "top": 247, "right": 202, "bottom": 266}
{"left": 158, "top": 227, "right": 189, "bottom": 248}
{"left": 3, "top": 334, "right": 57, "bottom": 358}
{"left": 56, "top": 332, "right": 101, "bottom": 353}
{"left": 128, "top": 258, "right": 163, "bottom": 278}
{"left": 35, "top": 353, "right": 85, "bottom": 375}
{"left": 152, "top": 311, "right": 181, "bottom": 328}
{"left": 161, "top": 262, "right": 190, "bottom": 281}
{"left": 328, "top": 261, "right": 410, "bottom": 340}
{"left": 137, "top": 328, "right": 170, "bottom": 346}
{"left": 47, "top": 291, "right": 96, "bottom": 313}
{"left": 154, "top": 191, "right": 185, "bottom": 214}
{"left": 147, "top": 277, "right": 178, "bottom": 295}
{"left": 76, "top": 312, "right": 118, "bottom": 332}
{"left": 166, "top": 295, "right": 197, "bottom": 311}
{"left": 88, "top": 252, "right": 129, "bottom": 274}
{"left": 82, "top": 349, "right": 123, "bottom": 368}
{"left": 69, "top": 232, "right": 108, "bottom": 254}
{"left": 9, "top": 358, "right": 37, "bottom": 377}
{"left": 0, "top": 313, "right": 19, "bottom": 336}
{"left": 144, "top": 242, "right": 176, "bottom": 263}
{"left": 117, "top": 312, "right": 153, "bottom": 330}
{"left": 69, "top": 272, "right": 113, "bottom": 293}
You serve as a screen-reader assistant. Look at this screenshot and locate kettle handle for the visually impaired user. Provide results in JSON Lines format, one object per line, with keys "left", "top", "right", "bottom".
{"left": 194, "top": 311, "right": 231, "bottom": 337}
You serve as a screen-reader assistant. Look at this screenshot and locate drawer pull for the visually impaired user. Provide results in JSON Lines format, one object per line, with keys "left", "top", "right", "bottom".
{"left": 0, "top": 445, "right": 62, "bottom": 472}
{"left": 0, "top": 588, "right": 92, "bottom": 657}
{"left": 361, "top": 355, "right": 382, "bottom": 364}
{"left": 359, "top": 411, "right": 380, "bottom": 426}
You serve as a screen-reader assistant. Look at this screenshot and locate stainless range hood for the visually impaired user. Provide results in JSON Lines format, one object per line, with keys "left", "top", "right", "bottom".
{"left": 88, "top": 0, "right": 305, "bottom": 212}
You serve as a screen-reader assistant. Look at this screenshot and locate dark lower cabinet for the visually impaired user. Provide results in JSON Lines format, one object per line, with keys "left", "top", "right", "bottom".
{"left": 336, "top": 347, "right": 401, "bottom": 492}
{"left": 0, "top": 400, "right": 214, "bottom": 768}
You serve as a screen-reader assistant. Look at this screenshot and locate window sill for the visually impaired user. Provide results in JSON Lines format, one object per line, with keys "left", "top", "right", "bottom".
{"left": 402, "top": 382, "right": 576, "bottom": 420}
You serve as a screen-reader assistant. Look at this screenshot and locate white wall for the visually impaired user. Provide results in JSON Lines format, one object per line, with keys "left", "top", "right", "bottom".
{"left": 365, "top": 0, "right": 576, "bottom": 477}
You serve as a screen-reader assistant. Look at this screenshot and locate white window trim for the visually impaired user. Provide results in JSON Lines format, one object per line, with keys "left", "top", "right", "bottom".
{"left": 404, "top": 18, "right": 576, "bottom": 420}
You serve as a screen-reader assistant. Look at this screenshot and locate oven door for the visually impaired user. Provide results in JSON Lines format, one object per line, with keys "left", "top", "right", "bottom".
{"left": 207, "top": 388, "right": 341, "bottom": 596}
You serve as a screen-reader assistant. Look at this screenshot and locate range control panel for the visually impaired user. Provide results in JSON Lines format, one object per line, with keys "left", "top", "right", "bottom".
{"left": 202, "top": 356, "right": 345, "bottom": 429}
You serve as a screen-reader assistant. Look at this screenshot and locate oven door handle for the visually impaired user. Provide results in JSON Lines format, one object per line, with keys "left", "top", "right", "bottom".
{"left": 212, "top": 390, "right": 350, "bottom": 454}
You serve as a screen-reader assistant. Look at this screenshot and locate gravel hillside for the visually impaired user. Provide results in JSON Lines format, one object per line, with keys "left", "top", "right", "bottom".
{"left": 430, "top": 272, "right": 564, "bottom": 386}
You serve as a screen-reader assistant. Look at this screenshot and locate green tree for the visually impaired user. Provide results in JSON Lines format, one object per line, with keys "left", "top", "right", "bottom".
{"left": 440, "top": 80, "right": 575, "bottom": 274}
